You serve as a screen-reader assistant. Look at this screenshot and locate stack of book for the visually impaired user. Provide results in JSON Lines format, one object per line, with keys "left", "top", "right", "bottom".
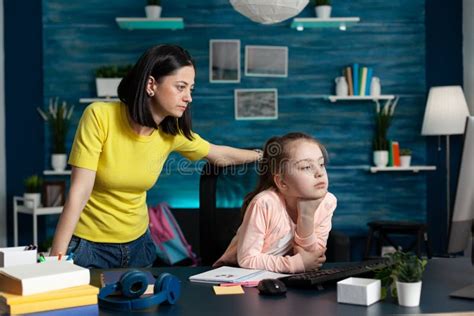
{"left": 0, "top": 261, "right": 98, "bottom": 314}
{"left": 388, "top": 141, "right": 401, "bottom": 167}
{"left": 342, "top": 64, "right": 375, "bottom": 96}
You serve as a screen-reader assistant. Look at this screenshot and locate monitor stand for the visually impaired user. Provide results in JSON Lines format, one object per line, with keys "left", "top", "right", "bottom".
{"left": 449, "top": 228, "right": 474, "bottom": 300}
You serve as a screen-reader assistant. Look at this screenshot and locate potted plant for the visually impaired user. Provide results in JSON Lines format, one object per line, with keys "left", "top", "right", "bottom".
{"left": 24, "top": 175, "right": 43, "bottom": 209}
{"left": 399, "top": 148, "right": 412, "bottom": 167}
{"left": 145, "top": 0, "right": 162, "bottom": 19}
{"left": 37, "top": 98, "right": 74, "bottom": 171}
{"left": 374, "top": 251, "right": 427, "bottom": 307}
{"left": 373, "top": 98, "right": 398, "bottom": 167}
{"left": 310, "top": 0, "right": 332, "bottom": 19}
{"left": 95, "top": 65, "right": 132, "bottom": 97}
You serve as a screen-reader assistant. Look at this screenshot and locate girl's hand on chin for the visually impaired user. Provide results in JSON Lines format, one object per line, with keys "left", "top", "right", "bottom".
{"left": 297, "top": 193, "right": 327, "bottom": 216}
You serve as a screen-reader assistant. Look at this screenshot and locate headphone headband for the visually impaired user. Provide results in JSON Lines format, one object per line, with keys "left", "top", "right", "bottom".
{"left": 98, "top": 270, "right": 181, "bottom": 311}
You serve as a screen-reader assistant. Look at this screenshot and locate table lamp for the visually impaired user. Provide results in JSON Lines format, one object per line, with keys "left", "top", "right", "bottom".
{"left": 421, "top": 85, "right": 470, "bottom": 247}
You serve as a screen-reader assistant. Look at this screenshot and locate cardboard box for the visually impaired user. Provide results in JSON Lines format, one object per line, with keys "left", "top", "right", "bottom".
{"left": 0, "top": 247, "right": 37, "bottom": 267}
{"left": 337, "top": 277, "right": 381, "bottom": 306}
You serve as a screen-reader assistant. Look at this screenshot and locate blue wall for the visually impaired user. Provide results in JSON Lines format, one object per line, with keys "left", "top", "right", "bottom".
{"left": 41, "top": 0, "right": 430, "bottom": 237}
{"left": 4, "top": 0, "right": 44, "bottom": 246}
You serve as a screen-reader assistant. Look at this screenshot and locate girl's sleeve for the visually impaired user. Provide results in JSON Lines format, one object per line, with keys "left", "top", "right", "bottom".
{"left": 294, "top": 193, "right": 337, "bottom": 252}
{"left": 237, "top": 199, "right": 305, "bottom": 274}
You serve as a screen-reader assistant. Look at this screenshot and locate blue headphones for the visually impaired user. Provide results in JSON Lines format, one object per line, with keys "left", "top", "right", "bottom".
{"left": 98, "top": 270, "right": 181, "bottom": 311}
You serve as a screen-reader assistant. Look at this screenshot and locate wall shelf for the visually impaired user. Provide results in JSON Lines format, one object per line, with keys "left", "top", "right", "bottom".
{"left": 370, "top": 166, "right": 437, "bottom": 173}
{"left": 327, "top": 95, "right": 395, "bottom": 102}
{"left": 79, "top": 98, "right": 119, "bottom": 103}
{"left": 116, "top": 18, "right": 184, "bottom": 30}
{"left": 291, "top": 17, "right": 360, "bottom": 31}
{"left": 43, "top": 170, "right": 71, "bottom": 176}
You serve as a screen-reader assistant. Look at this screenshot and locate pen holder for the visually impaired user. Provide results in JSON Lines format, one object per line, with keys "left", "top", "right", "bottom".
{"left": 0, "top": 246, "right": 38, "bottom": 267}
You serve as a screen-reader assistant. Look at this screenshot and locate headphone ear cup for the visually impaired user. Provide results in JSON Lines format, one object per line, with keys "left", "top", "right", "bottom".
{"left": 120, "top": 270, "right": 148, "bottom": 298}
{"left": 154, "top": 273, "right": 181, "bottom": 305}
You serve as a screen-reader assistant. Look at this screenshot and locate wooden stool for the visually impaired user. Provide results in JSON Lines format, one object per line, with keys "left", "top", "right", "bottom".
{"left": 364, "top": 220, "right": 432, "bottom": 259}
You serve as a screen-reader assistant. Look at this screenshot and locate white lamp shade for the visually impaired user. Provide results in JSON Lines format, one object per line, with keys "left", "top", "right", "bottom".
{"left": 230, "top": 0, "right": 309, "bottom": 25}
{"left": 421, "top": 86, "right": 471, "bottom": 135}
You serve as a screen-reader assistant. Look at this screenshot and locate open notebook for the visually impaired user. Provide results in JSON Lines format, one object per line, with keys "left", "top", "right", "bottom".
{"left": 189, "top": 266, "right": 288, "bottom": 284}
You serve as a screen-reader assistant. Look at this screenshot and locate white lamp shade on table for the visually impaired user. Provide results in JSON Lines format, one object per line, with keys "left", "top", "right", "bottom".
{"left": 230, "top": 0, "right": 308, "bottom": 24}
{"left": 421, "top": 86, "right": 470, "bottom": 136}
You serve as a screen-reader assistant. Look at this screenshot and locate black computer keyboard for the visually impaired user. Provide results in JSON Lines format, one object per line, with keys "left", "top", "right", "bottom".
{"left": 279, "top": 259, "right": 390, "bottom": 288}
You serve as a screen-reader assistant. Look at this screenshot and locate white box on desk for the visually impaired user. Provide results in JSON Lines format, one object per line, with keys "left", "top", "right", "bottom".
{"left": 0, "top": 247, "right": 37, "bottom": 267}
{"left": 337, "top": 277, "right": 381, "bottom": 306}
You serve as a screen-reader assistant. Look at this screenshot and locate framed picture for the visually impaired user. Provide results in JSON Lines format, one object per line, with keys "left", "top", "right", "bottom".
{"left": 245, "top": 45, "right": 288, "bottom": 77}
{"left": 209, "top": 40, "right": 240, "bottom": 83}
{"left": 234, "top": 89, "right": 278, "bottom": 120}
{"left": 42, "top": 181, "right": 66, "bottom": 207}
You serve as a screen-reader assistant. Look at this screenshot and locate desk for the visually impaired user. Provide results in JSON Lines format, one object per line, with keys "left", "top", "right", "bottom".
{"left": 91, "top": 258, "right": 474, "bottom": 316}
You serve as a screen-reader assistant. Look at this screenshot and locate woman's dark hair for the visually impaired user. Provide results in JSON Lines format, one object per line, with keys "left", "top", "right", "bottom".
{"left": 241, "top": 132, "right": 328, "bottom": 216}
{"left": 118, "top": 44, "right": 195, "bottom": 140}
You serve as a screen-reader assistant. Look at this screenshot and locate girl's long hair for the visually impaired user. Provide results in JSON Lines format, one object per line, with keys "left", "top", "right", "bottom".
{"left": 240, "top": 132, "right": 328, "bottom": 216}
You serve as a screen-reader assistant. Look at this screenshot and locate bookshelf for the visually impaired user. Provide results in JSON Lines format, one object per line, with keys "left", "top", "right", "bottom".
{"left": 370, "top": 166, "right": 437, "bottom": 173}
{"left": 43, "top": 170, "right": 71, "bottom": 176}
{"left": 79, "top": 98, "right": 119, "bottom": 104}
{"left": 291, "top": 17, "right": 360, "bottom": 31}
{"left": 327, "top": 95, "right": 395, "bottom": 102}
{"left": 115, "top": 18, "right": 184, "bottom": 30}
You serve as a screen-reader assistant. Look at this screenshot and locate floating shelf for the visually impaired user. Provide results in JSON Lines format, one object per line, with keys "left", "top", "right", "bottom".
{"left": 43, "top": 170, "right": 71, "bottom": 176}
{"left": 291, "top": 17, "right": 360, "bottom": 31}
{"left": 328, "top": 95, "right": 395, "bottom": 102}
{"left": 116, "top": 18, "right": 184, "bottom": 30}
{"left": 79, "top": 98, "right": 119, "bottom": 104}
{"left": 370, "top": 166, "right": 437, "bottom": 173}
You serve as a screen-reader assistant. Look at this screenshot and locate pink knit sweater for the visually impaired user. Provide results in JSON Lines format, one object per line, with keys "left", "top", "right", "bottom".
{"left": 213, "top": 189, "right": 337, "bottom": 273}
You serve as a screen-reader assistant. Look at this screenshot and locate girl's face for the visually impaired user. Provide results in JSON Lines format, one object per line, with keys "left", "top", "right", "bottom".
{"left": 148, "top": 65, "right": 195, "bottom": 119}
{"left": 279, "top": 140, "right": 328, "bottom": 200}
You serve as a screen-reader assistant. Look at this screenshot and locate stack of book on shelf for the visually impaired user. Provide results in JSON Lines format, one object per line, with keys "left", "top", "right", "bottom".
{"left": 388, "top": 141, "right": 401, "bottom": 167}
{"left": 0, "top": 261, "right": 98, "bottom": 314}
{"left": 342, "top": 63, "right": 375, "bottom": 96}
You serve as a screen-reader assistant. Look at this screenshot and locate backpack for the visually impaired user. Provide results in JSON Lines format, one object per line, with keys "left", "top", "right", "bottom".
{"left": 148, "top": 203, "right": 199, "bottom": 266}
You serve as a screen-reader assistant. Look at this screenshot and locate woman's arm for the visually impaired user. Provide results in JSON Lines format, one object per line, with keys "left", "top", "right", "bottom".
{"left": 205, "top": 144, "right": 261, "bottom": 167}
{"left": 49, "top": 167, "right": 96, "bottom": 256}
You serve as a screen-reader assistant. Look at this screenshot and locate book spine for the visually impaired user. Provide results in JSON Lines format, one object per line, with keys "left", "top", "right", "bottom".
{"left": 345, "top": 66, "right": 353, "bottom": 96}
{"left": 360, "top": 67, "right": 368, "bottom": 96}
{"left": 392, "top": 142, "right": 400, "bottom": 166}
{"left": 352, "top": 63, "right": 359, "bottom": 96}
{"left": 7, "top": 295, "right": 97, "bottom": 314}
{"left": 388, "top": 140, "right": 394, "bottom": 167}
{"left": 365, "top": 67, "right": 373, "bottom": 96}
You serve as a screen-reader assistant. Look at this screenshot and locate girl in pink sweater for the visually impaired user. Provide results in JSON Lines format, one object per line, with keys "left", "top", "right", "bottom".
{"left": 214, "top": 132, "right": 337, "bottom": 273}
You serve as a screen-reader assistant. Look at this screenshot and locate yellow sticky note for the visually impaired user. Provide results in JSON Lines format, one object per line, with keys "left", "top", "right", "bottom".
{"left": 213, "top": 285, "right": 245, "bottom": 295}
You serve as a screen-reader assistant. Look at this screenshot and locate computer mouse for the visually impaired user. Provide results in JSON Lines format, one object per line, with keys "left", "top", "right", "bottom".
{"left": 257, "top": 279, "right": 287, "bottom": 296}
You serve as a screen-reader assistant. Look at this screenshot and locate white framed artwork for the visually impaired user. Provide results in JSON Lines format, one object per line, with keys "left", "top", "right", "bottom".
{"left": 209, "top": 40, "right": 240, "bottom": 83}
{"left": 234, "top": 88, "right": 278, "bottom": 120}
{"left": 245, "top": 45, "right": 288, "bottom": 77}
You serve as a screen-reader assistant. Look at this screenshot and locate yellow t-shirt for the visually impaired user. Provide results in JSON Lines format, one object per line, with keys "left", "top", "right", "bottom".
{"left": 68, "top": 102, "right": 210, "bottom": 243}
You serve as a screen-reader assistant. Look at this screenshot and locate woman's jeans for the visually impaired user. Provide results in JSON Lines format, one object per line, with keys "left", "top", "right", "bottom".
{"left": 66, "top": 229, "right": 157, "bottom": 269}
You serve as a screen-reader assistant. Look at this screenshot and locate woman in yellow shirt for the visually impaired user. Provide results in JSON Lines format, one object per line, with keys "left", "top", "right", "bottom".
{"left": 50, "top": 45, "right": 261, "bottom": 268}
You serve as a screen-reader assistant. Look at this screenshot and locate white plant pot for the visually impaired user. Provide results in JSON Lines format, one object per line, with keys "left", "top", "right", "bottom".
{"left": 52, "top": 153, "right": 67, "bottom": 171}
{"left": 396, "top": 281, "right": 422, "bottom": 307}
{"left": 373, "top": 150, "right": 389, "bottom": 167}
{"left": 315, "top": 5, "right": 332, "bottom": 19}
{"left": 145, "top": 5, "right": 162, "bottom": 19}
{"left": 400, "top": 155, "right": 412, "bottom": 167}
{"left": 23, "top": 193, "right": 41, "bottom": 209}
{"left": 95, "top": 78, "right": 121, "bottom": 97}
